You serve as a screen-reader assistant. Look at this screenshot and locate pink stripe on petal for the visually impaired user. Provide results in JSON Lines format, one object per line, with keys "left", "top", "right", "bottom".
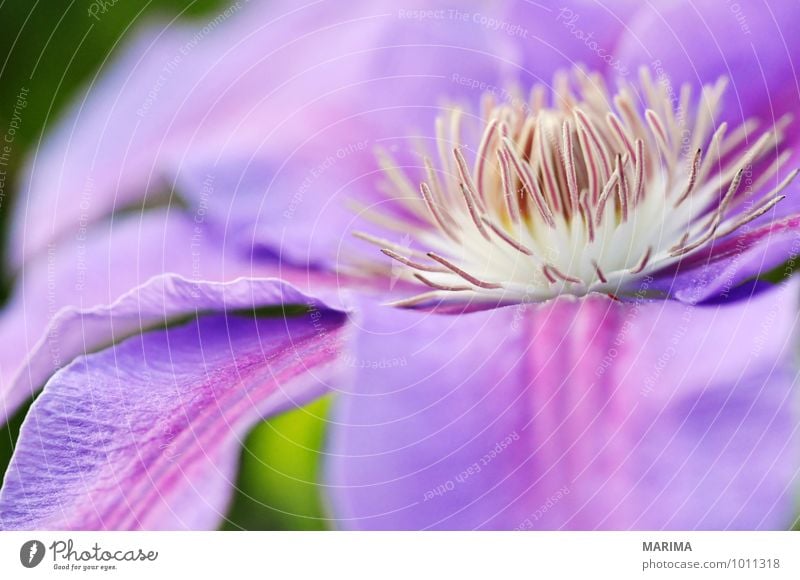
{"left": 326, "top": 283, "right": 799, "bottom": 530}
{"left": 0, "top": 308, "right": 349, "bottom": 530}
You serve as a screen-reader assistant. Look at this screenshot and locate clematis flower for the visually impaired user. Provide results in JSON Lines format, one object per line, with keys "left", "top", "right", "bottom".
{"left": 1, "top": 0, "right": 800, "bottom": 530}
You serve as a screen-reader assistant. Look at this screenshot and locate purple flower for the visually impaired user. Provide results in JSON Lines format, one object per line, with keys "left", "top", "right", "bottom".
{"left": 1, "top": 0, "right": 800, "bottom": 530}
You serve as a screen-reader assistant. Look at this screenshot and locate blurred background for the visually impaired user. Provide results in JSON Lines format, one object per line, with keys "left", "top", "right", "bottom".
{"left": 0, "top": 0, "right": 330, "bottom": 531}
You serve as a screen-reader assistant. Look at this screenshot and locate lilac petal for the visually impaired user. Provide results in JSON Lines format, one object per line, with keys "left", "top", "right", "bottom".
{"left": 0, "top": 201, "right": 350, "bottom": 424}
{"left": 1, "top": 209, "right": 225, "bottom": 423}
{"left": 325, "top": 283, "right": 799, "bottom": 530}
{"left": 0, "top": 305, "right": 349, "bottom": 530}
{"left": 1, "top": 209, "right": 238, "bottom": 424}
{"left": 8, "top": 23, "right": 195, "bottom": 271}
{"left": 651, "top": 213, "right": 800, "bottom": 303}
{"left": 0, "top": 264, "right": 345, "bottom": 426}
{"left": 615, "top": 0, "right": 800, "bottom": 130}
{"left": 11, "top": 0, "right": 525, "bottom": 271}
{"left": 171, "top": 149, "right": 435, "bottom": 276}
{"left": 171, "top": 154, "right": 366, "bottom": 270}
{"left": 501, "top": 0, "right": 638, "bottom": 81}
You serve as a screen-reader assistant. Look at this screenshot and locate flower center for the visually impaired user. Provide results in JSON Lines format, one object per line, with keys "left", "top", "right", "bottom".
{"left": 354, "top": 68, "right": 796, "bottom": 307}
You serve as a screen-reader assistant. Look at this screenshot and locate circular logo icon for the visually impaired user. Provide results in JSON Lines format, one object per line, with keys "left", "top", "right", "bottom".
{"left": 20, "top": 540, "right": 46, "bottom": 568}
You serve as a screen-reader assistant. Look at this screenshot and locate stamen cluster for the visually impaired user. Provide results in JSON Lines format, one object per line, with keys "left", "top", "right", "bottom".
{"left": 355, "top": 68, "right": 795, "bottom": 307}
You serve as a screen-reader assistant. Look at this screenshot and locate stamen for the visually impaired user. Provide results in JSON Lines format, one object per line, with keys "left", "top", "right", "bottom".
{"left": 530, "top": 84, "right": 546, "bottom": 113}
{"left": 751, "top": 150, "right": 792, "bottom": 194}
{"left": 497, "top": 148, "right": 521, "bottom": 223}
{"left": 695, "top": 122, "right": 727, "bottom": 186}
{"left": 454, "top": 147, "right": 487, "bottom": 213}
{"left": 645, "top": 109, "right": 675, "bottom": 167}
{"left": 576, "top": 119, "right": 600, "bottom": 202}
{"left": 562, "top": 120, "right": 581, "bottom": 212}
{"left": 386, "top": 291, "right": 444, "bottom": 308}
{"left": 616, "top": 153, "right": 629, "bottom": 222}
{"left": 380, "top": 248, "right": 448, "bottom": 273}
{"left": 353, "top": 69, "right": 795, "bottom": 306}
{"left": 630, "top": 247, "right": 652, "bottom": 274}
{"left": 579, "top": 195, "right": 596, "bottom": 242}
{"left": 474, "top": 119, "right": 499, "bottom": 198}
{"left": 435, "top": 115, "right": 454, "bottom": 190}
{"left": 719, "top": 118, "right": 759, "bottom": 158}
{"left": 543, "top": 264, "right": 583, "bottom": 285}
{"left": 502, "top": 137, "right": 556, "bottom": 226}
{"left": 713, "top": 169, "right": 799, "bottom": 239}
{"left": 762, "top": 168, "right": 800, "bottom": 201}
{"left": 536, "top": 117, "right": 563, "bottom": 212}
{"left": 594, "top": 167, "right": 620, "bottom": 225}
{"left": 615, "top": 89, "right": 649, "bottom": 145}
{"left": 458, "top": 182, "right": 492, "bottom": 241}
{"left": 632, "top": 139, "right": 645, "bottom": 204}
{"left": 607, "top": 113, "right": 636, "bottom": 161}
{"left": 423, "top": 156, "right": 447, "bottom": 206}
{"left": 413, "top": 273, "right": 472, "bottom": 292}
{"left": 346, "top": 198, "right": 417, "bottom": 233}
{"left": 420, "top": 182, "right": 460, "bottom": 241}
{"left": 574, "top": 108, "right": 612, "bottom": 178}
{"left": 713, "top": 194, "right": 785, "bottom": 240}
{"left": 375, "top": 149, "right": 428, "bottom": 219}
{"left": 592, "top": 260, "right": 608, "bottom": 284}
{"left": 674, "top": 148, "right": 702, "bottom": 206}
{"left": 353, "top": 231, "right": 429, "bottom": 257}
{"left": 670, "top": 167, "right": 746, "bottom": 256}
{"left": 427, "top": 252, "right": 504, "bottom": 289}
{"left": 714, "top": 131, "right": 772, "bottom": 190}
{"left": 482, "top": 217, "right": 534, "bottom": 255}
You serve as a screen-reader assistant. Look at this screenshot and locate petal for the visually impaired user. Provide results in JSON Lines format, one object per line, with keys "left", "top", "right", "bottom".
{"left": 1, "top": 210, "right": 225, "bottom": 423}
{"left": 0, "top": 202, "right": 348, "bottom": 424}
{"left": 0, "top": 306, "right": 349, "bottom": 530}
{"left": 325, "top": 282, "right": 799, "bottom": 530}
{"left": 501, "top": 0, "right": 638, "bottom": 81}
{"left": 0, "top": 269, "right": 342, "bottom": 426}
{"left": 651, "top": 213, "right": 800, "bottom": 303}
{"left": 170, "top": 153, "right": 366, "bottom": 271}
{"left": 615, "top": 0, "right": 800, "bottom": 127}
{"left": 11, "top": 0, "right": 525, "bottom": 271}
{"left": 1, "top": 209, "right": 226, "bottom": 423}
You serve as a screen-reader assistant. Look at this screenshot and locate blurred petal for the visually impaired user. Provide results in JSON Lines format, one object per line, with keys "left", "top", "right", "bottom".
{"left": 501, "top": 0, "right": 638, "bottom": 82}
{"left": 8, "top": 22, "right": 193, "bottom": 271}
{"left": 0, "top": 307, "right": 349, "bottom": 530}
{"left": 171, "top": 153, "right": 365, "bottom": 271}
{"left": 11, "top": 0, "right": 526, "bottom": 271}
{"left": 615, "top": 0, "right": 800, "bottom": 129}
{"left": 325, "top": 282, "right": 799, "bottom": 529}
